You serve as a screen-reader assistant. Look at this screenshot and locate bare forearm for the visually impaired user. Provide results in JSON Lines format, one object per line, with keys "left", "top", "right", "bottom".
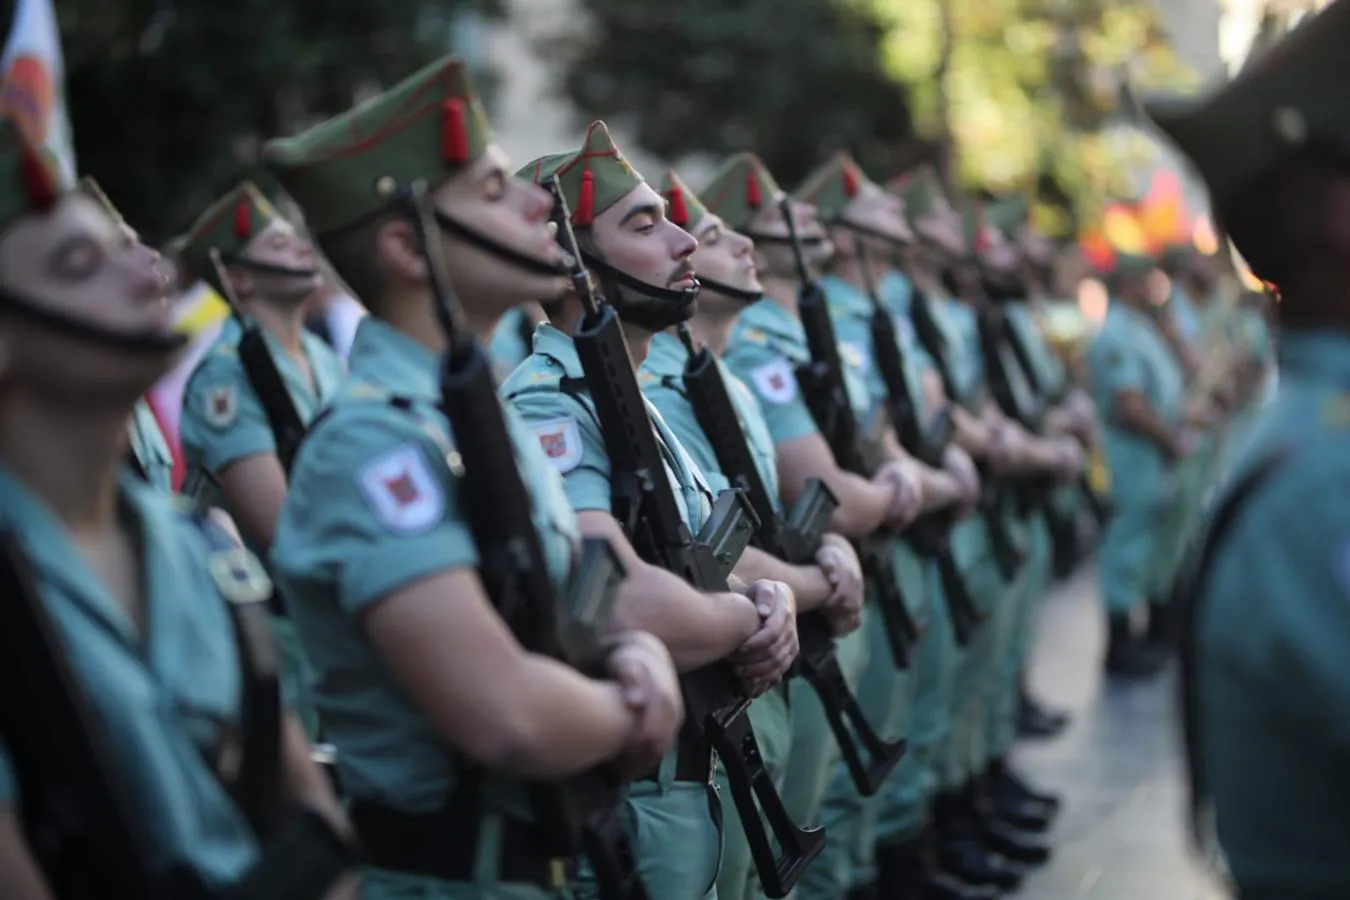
{"left": 506, "top": 658, "right": 637, "bottom": 778}
{"left": 735, "top": 546, "right": 831, "bottom": 611}
{"left": 613, "top": 565, "right": 759, "bottom": 669}
{"left": 914, "top": 462, "right": 962, "bottom": 512}
{"left": 822, "top": 471, "right": 893, "bottom": 537}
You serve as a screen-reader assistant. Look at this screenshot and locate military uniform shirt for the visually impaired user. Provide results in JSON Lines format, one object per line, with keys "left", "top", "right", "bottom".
{"left": 180, "top": 315, "right": 344, "bottom": 552}
{"left": 269, "top": 317, "right": 579, "bottom": 815}
{"left": 0, "top": 468, "right": 264, "bottom": 888}
{"left": 127, "top": 397, "right": 176, "bottom": 493}
{"left": 1004, "top": 304, "right": 1068, "bottom": 398}
{"left": 723, "top": 297, "right": 874, "bottom": 448}
{"left": 877, "top": 270, "right": 936, "bottom": 373}
{"left": 1197, "top": 329, "right": 1350, "bottom": 897}
{"left": 501, "top": 323, "right": 714, "bottom": 532}
{"left": 639, "top": 330, "right": 781, "bottom": 514}
{"left": 488, "top": 305, "right": 538, "bottom": 383}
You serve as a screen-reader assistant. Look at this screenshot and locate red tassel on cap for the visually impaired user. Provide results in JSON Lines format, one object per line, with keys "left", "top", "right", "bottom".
{"left": 234, "top": 198, "right": 252, "bottom": 240}
{"left": 841, "top": 162, "right": 860, "bottom": 197}
{"left": 19, "top": 144, "right": 56, "bottom": 210}
{"left": 574, "top": 169, "right": 595, "bottom": 226}
{"left": 667, "top": 186, "right": 688, "bottom": 227}
{"left": 745, "top": 170, "right": 762, "bottom": 209}
{"left": 441, "top": 98, "right": 469, "bottom": 165}
{"left": 975, "top": 227, "right": 992, "bottom": 252}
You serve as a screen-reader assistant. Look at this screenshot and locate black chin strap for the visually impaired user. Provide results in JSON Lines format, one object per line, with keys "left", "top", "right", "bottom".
{"left": 580, "top": 251, "right": 700, "bottom": 332}
{"left": 224, "top": 256, "right": 321, "bottom": 281}
{"left": 696, "top": 276, "right": 761, "bottom": 304}
{"left": 435, "top": 210, "right": 570, "bottom": 279}
{"left": 744, "top": 231, "right": 829, "bottom": 249}
{"left": 0, "top": 287, "right": 188, "bottom": 354}
{"left": 833, "top": 217, "right": 912, "bottom": 251}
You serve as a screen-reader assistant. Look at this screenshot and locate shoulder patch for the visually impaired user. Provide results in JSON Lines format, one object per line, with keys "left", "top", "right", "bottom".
{"left": 204, "top": 384, "right": 239, "bottom": 429}
{"left": 357, "top": 443, "right": 445, "bottom": 534}
{"left": 529, "top": 416, "right": 583, "bottom": 475}
{"left": 739, "top": 327, "right": 768, "bottom": 345}
{"left": 208, "top": 548, "right": 273, "bottom": 606}
{"left": 751, "top": 357, "right": 798, "bottom": 404}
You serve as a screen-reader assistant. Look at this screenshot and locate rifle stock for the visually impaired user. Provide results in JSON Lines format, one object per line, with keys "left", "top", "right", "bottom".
{"left": 678, "top": 330, "right": 905, "bottom": 795}
{"left": 548, "top": 180, "right": 823, "bottom": 898}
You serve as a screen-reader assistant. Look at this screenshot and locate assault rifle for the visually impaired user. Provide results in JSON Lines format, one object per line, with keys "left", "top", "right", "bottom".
{"left": 0, "top": 531, "right": 354, "bottom": 900}
{"left": 908, "top": 289, "right": 1025, "bottom": 581}
{"left": 399, "top": 181, "right": 644, "bottom": 900}
{"left": 781, "top": 197, "right": 920, "bottom": 669}
{"left": 676, "top": 325, "right": 906, "bottom": 794}
{"left": 546, "top": 179, "right": 825, "bottom": 898}
{"left": 856, "top": 248, "right": 983, "bottom": 645}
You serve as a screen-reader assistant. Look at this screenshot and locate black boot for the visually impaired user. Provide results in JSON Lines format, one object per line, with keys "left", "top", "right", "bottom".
{"left": 1146, "top": 600, "right": 1176, "bottom": 653}
{"left": 1016, "top": 684, "right": 1070, "bottom": 740}
{"left": 880, "top": 831, "right": 1000, "bottom": 900}
{"left": 918, "top": 828, "right": 1002, "bottom": 900}
{"left": 989, "top": 756, "right": 1060, "bottom": 821}
{"left": 933, "top": 789, "right": 1025, "bottom": 891}
{"left": 1104, "top": 612, "right": 1167, "bottom": 679}
{"left": 969, "top": 775, "right": 1052, "bottom": 868}
{"left": 847, "top": 880, "right": 879, "bottom": 900}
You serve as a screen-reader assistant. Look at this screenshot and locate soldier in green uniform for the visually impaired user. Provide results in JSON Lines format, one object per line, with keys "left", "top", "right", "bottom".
{"left": 795, "top": 153, "right": 1006, "bottom": 900}
{"left": 0, "top": 116, "right": 353, "bottom": 898}
{"left": 508, "top": 122, "right": 801, "bottom": 900}
{"left": 699, "top": 151, "right": 934, "bottom": 900}
{"left": 1085, "top": 253, "right": 1195, "bottom": 677}
{"left": 1144, "top": 3, "right": 1350, "bottom": 895}
{"left": 175, "top": 180, "right": 346, "bottom": 737}
{"left": 488, "top": 302, "right": 547, "bottom": 381}
{"left": 638, "top": 168, "right": 869, "bottom": 900}
{"left": 264, "top": 58, "right": 685, "bottom": 900}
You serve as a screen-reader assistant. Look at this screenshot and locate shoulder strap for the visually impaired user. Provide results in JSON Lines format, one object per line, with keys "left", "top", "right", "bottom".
{"left": 1176, "top": 444, "right": 1296, "bottom": 856}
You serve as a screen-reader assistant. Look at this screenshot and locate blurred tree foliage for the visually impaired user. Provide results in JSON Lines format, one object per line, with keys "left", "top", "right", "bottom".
{"left": 44, "top": 0, "right": 501, "bottom": 243}
{"left": 554, "top": 0, "right": 1195, "bottom": 236}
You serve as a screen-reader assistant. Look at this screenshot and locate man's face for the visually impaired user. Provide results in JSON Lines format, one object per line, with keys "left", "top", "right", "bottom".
{"left": 976, "top": 226, "right": 1020, "bottom": 274}
{"left": 841, "top": 182, "right": 913, "bottom": 247}
{"left": 691, "top": 213, "right": 760, "bottom": 307}
{"left": 590, "top": 181, "right": 698, "bottom": 290}
{"left": 748, "top": 197, "right": 833, "bottom": 275}
{"left": 1017, "top": 223, "right": 1056, "bottom": 269}
{"left": 434, "top": 143, "right": 568, "bottom": 310}
{"left": 230, "top": 219, "right": 321, "bottom": 303}
{"left": 0, "top": 193, "right": 177, "bottom": 404}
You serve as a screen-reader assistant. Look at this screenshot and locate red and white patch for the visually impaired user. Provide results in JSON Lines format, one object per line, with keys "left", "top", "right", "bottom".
{"left": 530, "top": 416, "right": 583, "bottom": 475}
{"left": 751, "top": 358, "right": 797, "bottom": 404}
{"left": 204, "top": 384, "right": 238, "bottom": 428}
{"left": 358, "top": 444, "right": 444, "bottom": 534}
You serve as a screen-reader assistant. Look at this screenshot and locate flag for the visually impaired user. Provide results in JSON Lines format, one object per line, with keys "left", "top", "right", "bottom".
{"left": 0, "top": 0, "right": 76, "bottom": 185}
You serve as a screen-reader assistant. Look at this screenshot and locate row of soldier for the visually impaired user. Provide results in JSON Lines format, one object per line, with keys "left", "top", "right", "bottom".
{"left": 0, "top": 41, "right": 1274, "bottom": 900}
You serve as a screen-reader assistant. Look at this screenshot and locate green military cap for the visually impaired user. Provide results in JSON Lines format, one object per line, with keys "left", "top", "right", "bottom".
{"left": 660, "top": 169, "right": 710, "bottom": 234}
{"left": 700, "top": 153, "right": 784, "bottom": 233}
{"left": 179, "top": 181, "right": 286, "bottom": 284}
{"left": 517, "top": 120, "right": 645, "bottom": 227}
{"left": 263, "top": 55, "right": 493, "bottom": 237}
{"left": 886, "top": 165, "right": 943, "bottom": 220}
{"left": 1144, "top": 0, "right": 1350, "bottom": 209}
{"left": 795, "top": 150, "right": 874, "bottom": 223}
{"left": 0, "top": 117, "right": 65, "bottom": 235}
{"left": 76, "top": 176, "right": 124, "bottom": 224}
{"left": 959, "top": 197, "right": 991, "bottom": 250}
{"left": 985, "top": 195, "right": 1030, "bottom": 238}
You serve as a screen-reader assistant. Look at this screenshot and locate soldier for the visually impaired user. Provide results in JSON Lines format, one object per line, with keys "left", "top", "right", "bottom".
{"left": 0, "top": 117, "right": 354, "bottom": 898}
{"left": 507, "top": 121, "right": 799, "bottom": 900}
{"left": 1085, "top": 253, "right": 1194, "bottom": 677}
{"left": 75, "top": 176, "right": 179, "bottom": 493}
{"left": 488, "top": 301, "right": 548, "bottom": 380}
{"left": 263, "top": 59, "right": 684, "bottom": 900}
{"left": 1143, "top": 2, "right": 1350, "bottom": 893}
{"left": 639, "top": 168, "right": 869, "bottom": 900}
{"left": 699, "top": 151, "right": 927, "bottom": 900}
{"left": 794, "top": 152, "right": 992, "bottom": 900}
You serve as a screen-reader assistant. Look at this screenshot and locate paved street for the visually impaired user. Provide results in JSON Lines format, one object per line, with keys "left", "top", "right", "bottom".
{"left": 1011, "top": 565, "right": 1228, "bottom": 900}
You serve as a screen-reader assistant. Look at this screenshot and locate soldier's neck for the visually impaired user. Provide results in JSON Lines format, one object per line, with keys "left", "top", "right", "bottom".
{"left": 760, "top": 273, "right": 802, "bottom": 318}
{"left": 247, "top": 296, "right": 309, "bottom": 359}
{"left": 0, "top": 399, "right": 125, "bottom": 532}
{"left": 380, "top": 290, "right": 449, "bottom": 357}
{"left": 686, "top": 310, "right": 739, "bottom": 356}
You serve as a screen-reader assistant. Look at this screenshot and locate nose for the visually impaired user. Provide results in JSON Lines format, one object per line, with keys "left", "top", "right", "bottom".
{"left": 796, "top": 201, "right": 820, "bottom": 228}
{"left": 671, "top": 223, "right": 697, "bottom": 260}
{"left": 731, "top": 230, "right": 754, "bottom": 257}
{"left": 518, "top": 178, "right": 554, "bottom": 224}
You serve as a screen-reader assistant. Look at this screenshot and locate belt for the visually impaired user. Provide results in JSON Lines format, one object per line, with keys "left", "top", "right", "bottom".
{"left": 350, "top": 800, "right": 567, "bottom": 886}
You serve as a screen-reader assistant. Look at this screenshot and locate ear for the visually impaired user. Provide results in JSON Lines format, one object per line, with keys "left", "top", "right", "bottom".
{"left": 374, "top": 217, "right": 426, "bottom": 284}
{"left": 225, "top": 266, "right": 253, "bottom": 300}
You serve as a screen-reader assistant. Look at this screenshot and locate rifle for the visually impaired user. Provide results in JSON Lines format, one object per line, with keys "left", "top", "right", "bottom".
{"left": 908, "top": 289, "right": 1025, "bottom": 581}
{"left": 207, "top": 249, "right": 309, "bottom": 476}
{"left": 857, "top": 248, "right": 983, "bottom": 646}
{"left": 547, "top": 178, "right": 825, "bottom": 899}
{"left": 676, "top": 325, "right": 906, "bottom": 795}
{"left": 397, "top": 181, "right": 646, "bottom": 900}
{"left": 0, "top": 531, "right": 354, "bottom": 900}
{"left": 782, "top": 197, "right": 919, "bottom": 669}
